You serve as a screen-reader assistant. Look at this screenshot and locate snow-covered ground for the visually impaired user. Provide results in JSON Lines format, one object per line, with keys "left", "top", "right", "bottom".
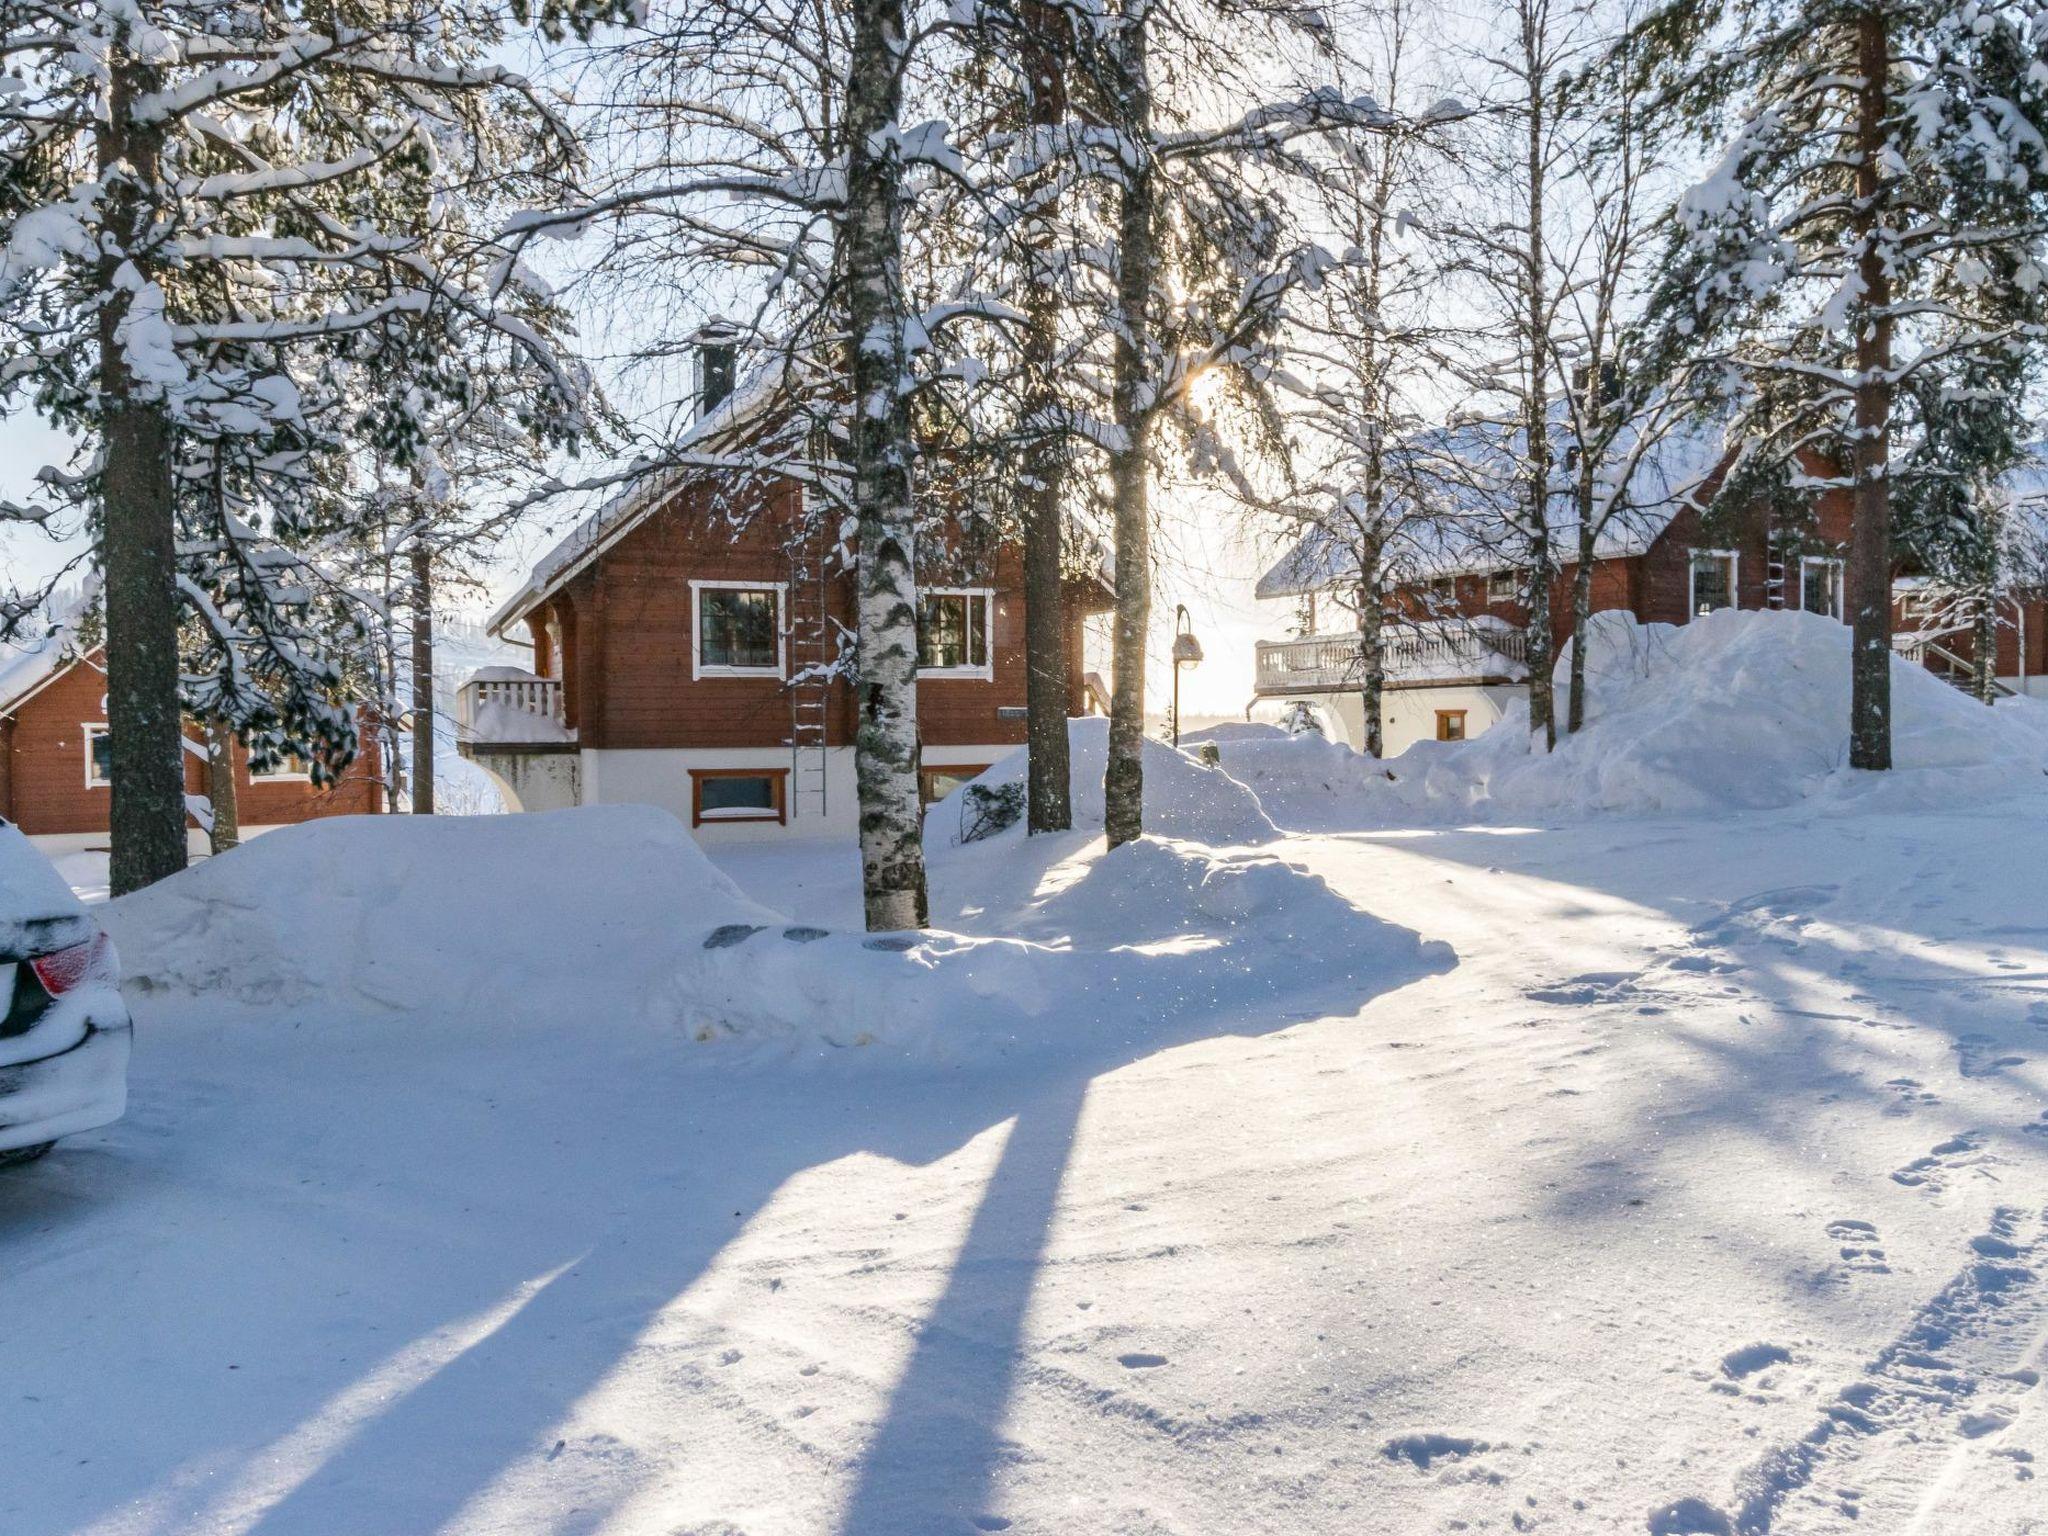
{"left": 5, "top": 619, "right": 2048, "bottom": 1536}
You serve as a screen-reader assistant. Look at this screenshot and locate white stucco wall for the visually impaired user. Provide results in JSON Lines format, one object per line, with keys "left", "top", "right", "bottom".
{"left": 1253, "top": 684, "right": 1525, "bottom": 757}
{"left": 467, "top": 748, "right": 581, "bottom": 815}
{"left": 575, "top": 743, "right": 1023, "bottom": 843}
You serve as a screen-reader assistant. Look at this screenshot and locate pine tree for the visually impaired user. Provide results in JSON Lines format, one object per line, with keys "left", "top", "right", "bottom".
{"left": 1632, "top": 0, "right": 2048, "bottom": 767}
{"left": 0, "top": 0, "right": 611, "bottom": 892}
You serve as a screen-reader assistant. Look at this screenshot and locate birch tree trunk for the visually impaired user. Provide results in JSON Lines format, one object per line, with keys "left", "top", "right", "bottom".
{"left": 1103, "top": 8, "right": 1155, "bottom": 850}
{"left": 1568, "top": 494, "right": 1597, "bottom": 733}
{"left": 1020, "top": 12, "right": 1072, "bottom": 833}
{"left": 846, "top": 0, "right": 930, "bottom": 929}
{"left": 1973, "top": 597, "right": 1999, "bottom": 703}
{"left": 205, "top": 720, "right": 239, "bottom": 854}
{"left": 1357, "top": 538, "right": 1385, "bottom": 759}
{"left": 410, "top": 542, "right": 436, "bottom": 815}
{"left": 99, "top": 39, "right": 187, "bottom": 895}
{"left": 1846, "top": 8, "right": 1894, "bottom": 770}
{"left": 1520, "top": 6, "right": 1557, "bottom": 754}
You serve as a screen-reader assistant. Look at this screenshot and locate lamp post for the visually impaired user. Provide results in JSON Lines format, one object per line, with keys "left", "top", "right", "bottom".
{"left": 1171, "top": 603, "right": 1203, "bottom": 748}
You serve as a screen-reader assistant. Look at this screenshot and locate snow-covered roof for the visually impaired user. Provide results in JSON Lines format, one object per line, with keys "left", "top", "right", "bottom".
{"left": 1256, "top": 414, "right": 1729, "bottom": 600}
{"left": 0, "top": 600, "right": 93, "bottom": 715}
{"left": 489, "top": 361, "right": 796, "bottom": 638}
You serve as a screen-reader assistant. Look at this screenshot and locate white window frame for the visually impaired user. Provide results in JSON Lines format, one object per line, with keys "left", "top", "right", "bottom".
{"left": 1688, "top": 549, "right": 1740, "bottom": 616}
{"left": 1487, "top": 569, "right": 1520, "bottom": 604}
{"left": 250, "top": 753, "right": 312, "bottom": 784}
{"left": 83, "top": 723, "right": 110, "bottom": 788}
{"left": 917, "top": 586, "right": 996, "bottom": 680}
{"left": 1798, "top": 555, "right": 1845, "bottom": 620}
{"left": 690, "top": 579, "right": 787, "bottom": 680}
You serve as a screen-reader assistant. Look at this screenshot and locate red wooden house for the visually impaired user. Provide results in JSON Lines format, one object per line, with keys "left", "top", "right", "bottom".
{"left": 1253, "top": 428, "right": 2048, "bottom": 753}
{"left": 0, "top": 633, "right": 384, "bottom": 844}
{"left": 463, "top": 394, "right": 1110, "bottom": 841}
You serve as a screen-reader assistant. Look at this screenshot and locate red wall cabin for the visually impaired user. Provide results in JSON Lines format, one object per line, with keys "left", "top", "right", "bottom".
{"left": 0, "top": 649, "right": 383, "bottom": 837}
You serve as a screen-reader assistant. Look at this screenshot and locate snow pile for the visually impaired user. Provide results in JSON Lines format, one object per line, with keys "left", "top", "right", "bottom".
{"left": 1189, "top": 725, "right": 1393, "bottom": 831}
{"left": 686, "top": 833, "right": 1448, "bottom": 1056}
{"left": 928, "top": 716, "right": 1279, "bottom": 848}
{"left": 1376, "top": 608, "right": 2048, "bottom": 820}
{"left": 108, "top": 800, "right": 1446, "bottom": 1060}
{"left": 106, "top": 806, "right": 778, "bottom": 1023}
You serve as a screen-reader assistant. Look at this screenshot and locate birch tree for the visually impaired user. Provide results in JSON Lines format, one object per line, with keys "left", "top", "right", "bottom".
{"left": 1437, "top": 0, "right": 1608, "bottom": 753}
{"left": 1079, "top": 0, "right": 1418, "bottom": 846}
{"left": 1276, "top": 0, "right": 1452, "bottom": 758}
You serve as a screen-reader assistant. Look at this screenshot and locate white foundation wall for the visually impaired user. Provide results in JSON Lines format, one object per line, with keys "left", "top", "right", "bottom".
{"left": 467, "top": 748, "right": 581, "bottom": 815}
{"left": 580, "top": 743, "right": 1023, "bottom": 844}
{"left": 1381, "top": 684, "right": 1524, "bottom": 756}
{"left": 1253, "top": 684, "right": 1524, "bottom": 757}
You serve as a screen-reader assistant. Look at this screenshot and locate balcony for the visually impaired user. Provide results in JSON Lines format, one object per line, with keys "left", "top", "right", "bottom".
{"left": 457, "top": 670, "right": 575, "bottom": 746}
{"left": 1253, "top": 622, "right": 1529, "bottom": 695}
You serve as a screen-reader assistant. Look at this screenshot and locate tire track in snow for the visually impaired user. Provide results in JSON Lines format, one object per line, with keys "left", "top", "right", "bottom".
{"left": 1649, "top": 1205, "right": 2048, "bottom": 1535}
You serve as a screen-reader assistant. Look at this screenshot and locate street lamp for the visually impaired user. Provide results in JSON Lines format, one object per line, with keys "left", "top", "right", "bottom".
{"left": 1171, "top": 603, "right": 1204, "bottom": 748}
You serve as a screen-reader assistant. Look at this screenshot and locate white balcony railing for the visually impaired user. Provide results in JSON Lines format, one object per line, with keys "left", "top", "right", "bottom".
{"left": 1253, "top": 624, "right": 1529, "bottom": 694}
{"left": 457, "top": 672, "right": 574, "bottom": 744}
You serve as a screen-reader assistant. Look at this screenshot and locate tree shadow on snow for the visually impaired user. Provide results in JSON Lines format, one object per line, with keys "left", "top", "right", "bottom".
{"left": 0, "top": 838, "right": 1450, "bottom": 1536}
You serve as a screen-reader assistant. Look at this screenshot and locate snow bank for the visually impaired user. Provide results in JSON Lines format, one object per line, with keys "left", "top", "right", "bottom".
{"left": 1375, "top": 609, "right": 2048, "bottom": 820}
{"left": 109, "top": 800, "right": 1447, "bottom": 1061}
{"left": 1196, "top": 729, "right": 1390, "bottom": 831}
{"left": 928, "top": 716, "right": 1279, "bottom": 848}
{"left": 106, "top": 806, "right": 777, "bottom": 1023}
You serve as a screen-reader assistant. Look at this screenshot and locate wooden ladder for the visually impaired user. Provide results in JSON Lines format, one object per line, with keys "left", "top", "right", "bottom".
{"left": 786, "top": 486, "right": 834, "bottom": 823}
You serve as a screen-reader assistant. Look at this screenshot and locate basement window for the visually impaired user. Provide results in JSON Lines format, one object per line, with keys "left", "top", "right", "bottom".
{"left": 1435, "top": 710, "right": 1468, "bottom": 742}
{"left": 691, "top": 769, "right": 787, "bottom": 826}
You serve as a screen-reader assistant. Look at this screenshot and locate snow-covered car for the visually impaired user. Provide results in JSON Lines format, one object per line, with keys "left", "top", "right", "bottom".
{"left": 0, "top": 818, "right": 129, "bottom": 1166}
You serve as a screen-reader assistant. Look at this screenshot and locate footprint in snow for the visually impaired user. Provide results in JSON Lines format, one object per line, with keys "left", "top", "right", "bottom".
{"left": 1645, "top": 1496, "right": 1732, "bottom": 1535}
{"left": 1118, "top": 1352, "right": 1169, "bottom": 1370}
{"left": 1956, "top": 1034, "right": 2029, "bottom": 1079}
{"left": 1720, "top": 1342, "right": 1792, "bottom": 1381}
{"left": 1827, "top": 1217, "right": 1889, "bottom": 1274}
{"left": 1882, "top": 1076, "right": 1940, "bottom": 1116}
{"left": 1526, "top": 971, "right": 1640, "bottom": 1005}
{"left": 1382, "top": 1432, "right": 1490, "bottom": 1470}
{"left": 1891, "top": 1131, "right": 1994, "bottom": 1192}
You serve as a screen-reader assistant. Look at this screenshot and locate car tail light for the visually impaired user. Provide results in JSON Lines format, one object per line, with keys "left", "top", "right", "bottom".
{"left": 30, "top": 932, "right": 117, "bottom": 997}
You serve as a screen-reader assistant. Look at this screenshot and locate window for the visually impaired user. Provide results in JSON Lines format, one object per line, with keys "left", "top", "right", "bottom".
{"left": 692, "top": 582, "right": 784, "bottom": 677}
{"left": 251, "top": 751, "right": 311, "bottom": 782}
{"left": 690, "top": 768, "right": 787, "bottom": 826}
{"left": 1689, "top": 550, "right": 1738, "bottom": 615}
{"left": 920, "top": 765, "right": 989, "bottom": 807}
{"left": 1799, "top": 556, "right": 1845, "bottom": 620}
{"left": 1488, "top": 569, "right": 1521, "bottom": 604}
{"left": 1427, "top": 576, "right": 1456, "bottom": 605}
{"left": 917, "top": 589, "right": 993, "bottom": 675}
{"left": 84, "top": 724, "right": 111, "bottom": 787}
{"left": 1435, "top": 709, "right": 1467, "bottom": 742}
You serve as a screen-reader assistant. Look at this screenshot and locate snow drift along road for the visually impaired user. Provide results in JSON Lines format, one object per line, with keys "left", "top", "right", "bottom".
{"left": 107, "top": 796, "right": 1446, "bottom": 1059}
{"left": 1211, "top": 609, "right": 2048, "bottom": 825}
